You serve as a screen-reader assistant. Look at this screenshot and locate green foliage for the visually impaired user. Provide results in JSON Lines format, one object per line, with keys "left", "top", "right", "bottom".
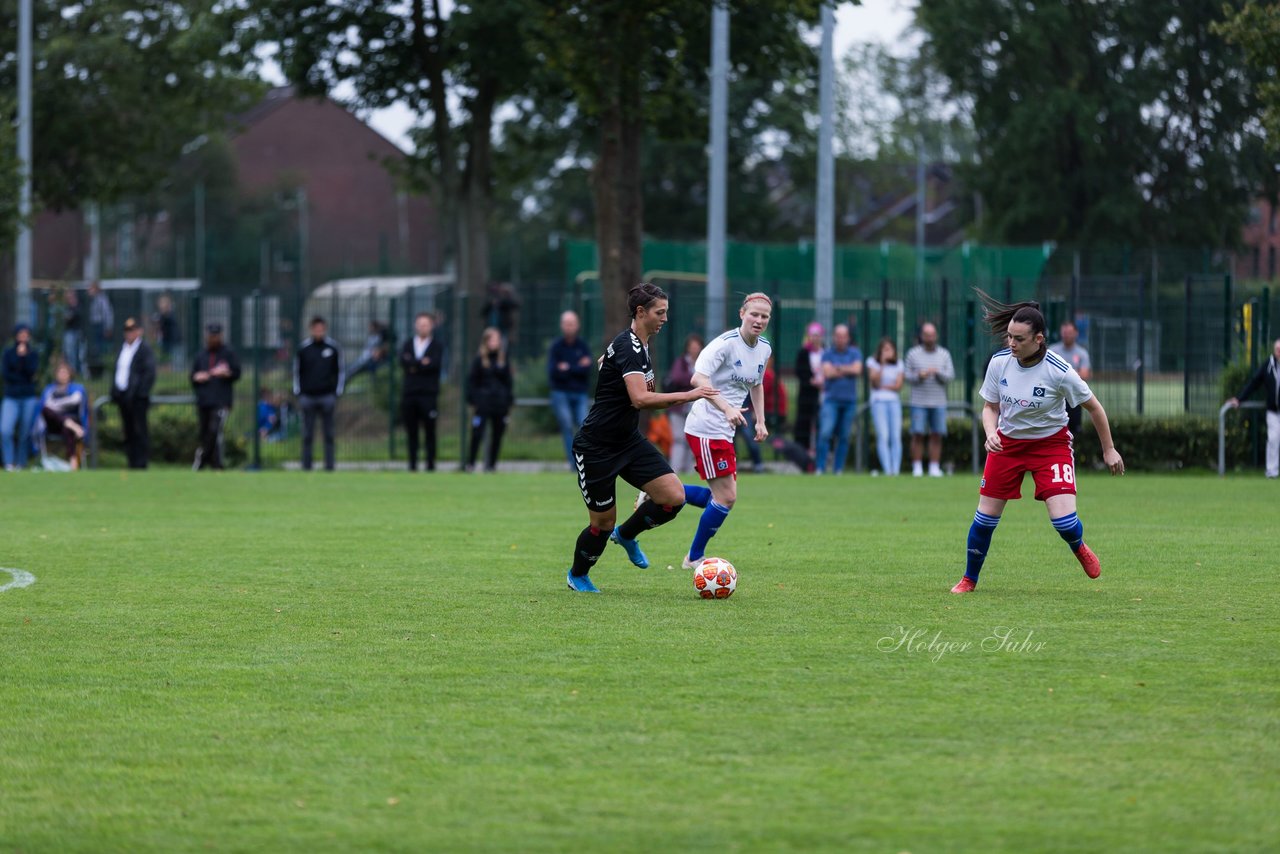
{"left": 916, "top": 0, "right": 1271, "bottom": 247}
{"left": 1220, "top": 359, "right": 1255, "bottom": 400}
{"left": 1215, "top": 1, "right": 1280, "bottom": 154}
{"left": 96, "top": 403, "right": 246, "bottom": 467}
{"left": 0, "top": 0, "right": 262, "bottom": 238}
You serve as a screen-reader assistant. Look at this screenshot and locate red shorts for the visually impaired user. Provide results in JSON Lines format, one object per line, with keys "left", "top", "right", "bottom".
{"left": 687, "top": 434, "right": 737, "bottom": 481}
{"left": 980, "top": 428, "right": 1077, "bottom": 501}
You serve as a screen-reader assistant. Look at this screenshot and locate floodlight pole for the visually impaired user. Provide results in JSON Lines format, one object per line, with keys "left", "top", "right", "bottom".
{"left": 815, "top": 3, "right": 836, "bottom": 334}
{"left": 706, "top": 1, "right": 729, "bottom": 336}
{"left": 15, "top": 0, "right": 34, "bottom": 324}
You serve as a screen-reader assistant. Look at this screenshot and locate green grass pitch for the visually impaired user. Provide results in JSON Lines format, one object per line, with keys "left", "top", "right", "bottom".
{"left": 1, "top": 470, "right": 1275, "bottom": 852}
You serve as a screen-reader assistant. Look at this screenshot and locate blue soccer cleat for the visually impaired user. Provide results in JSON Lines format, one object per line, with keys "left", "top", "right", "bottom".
{"left": 566, "top": 571, "right": 601, "bottom": 593}
{"left": 609, "top": 529, "right": 649, "bottom": 568}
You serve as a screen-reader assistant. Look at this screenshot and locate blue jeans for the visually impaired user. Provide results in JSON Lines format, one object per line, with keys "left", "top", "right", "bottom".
{"left": 550, "top": 389, "right": 589, "bottom": 466}
{"left": 1, "top": 396, "right": 40, "bottom": 468}
{"left": 871, "top": 399, "right": 903, "bottom": 475}
{"left": 816, "top": 398, "right": 857, "bottom": 474}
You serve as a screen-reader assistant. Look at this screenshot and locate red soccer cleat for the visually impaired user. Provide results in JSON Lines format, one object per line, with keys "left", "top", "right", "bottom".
{"left": 950, "top": 577, "right": 976, "bottom": 594}
{"left": 1075, "top": 543, "right": 1101, "bottom": 579}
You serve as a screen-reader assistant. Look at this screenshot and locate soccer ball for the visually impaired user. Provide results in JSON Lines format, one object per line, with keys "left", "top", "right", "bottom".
{"left": 693, "top": 557, "right": 737, "bottom": 599}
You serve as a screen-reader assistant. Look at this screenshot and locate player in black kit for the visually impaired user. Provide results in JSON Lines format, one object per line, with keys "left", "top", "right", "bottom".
{"left": 567, "top": 283, "right": 720, "bottom": 593}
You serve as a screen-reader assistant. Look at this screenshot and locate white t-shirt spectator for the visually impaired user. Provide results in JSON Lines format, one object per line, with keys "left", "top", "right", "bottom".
{"left": 866, "top": 357, "right": 903, "bottom": 403}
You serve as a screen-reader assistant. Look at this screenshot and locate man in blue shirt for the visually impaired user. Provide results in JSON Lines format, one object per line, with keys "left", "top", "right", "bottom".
{"left": 548, "top": 310, "right": 594, "bottom": 468}
{"left": 816, "top": 323, "right": 863, "bottom": 475}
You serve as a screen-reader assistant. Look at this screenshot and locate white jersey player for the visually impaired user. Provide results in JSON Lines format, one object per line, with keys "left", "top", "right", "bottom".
{"left": 675, "top": 293, "right": 773, "bottom": 570}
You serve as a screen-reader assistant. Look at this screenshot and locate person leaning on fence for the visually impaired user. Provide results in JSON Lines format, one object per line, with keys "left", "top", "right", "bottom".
{"left": 1227, "top": 337, "right": 1280, "bottom": 479}
{"left": 905, "top": 322, "right": 955, "bottom": 478}
{"left": 191, "top": 323, "right": 242, "bottom": 471}
{"left": 548, "top": 310, "right": 594, "bottom": 469}
{"left": 1, "top": 324, "right": 41, "bottom": 471}
{"left": 347, "top": 320, "right": 392, "bottom": 382}
{"left": 1049, "top": 320, "right": 1092, "bottom": 436}
{"left": 294, "top": 316, "right": 345, "bottom": 472}
{"left": 399, "top": 312, "right": 445, "bottom": 472}
{"left": 37, "top": 361, "right": 88, "bottom": 469}
{"left": 466, "top": 327, "right": 514, "bottom": 473}
{"left": 112, "top": 317, "right": 156, "bottom": 470}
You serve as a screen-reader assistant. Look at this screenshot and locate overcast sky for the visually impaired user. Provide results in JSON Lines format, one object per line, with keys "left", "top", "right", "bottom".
{"left": 341, "top": 0, "right": 917, "bottom": 152}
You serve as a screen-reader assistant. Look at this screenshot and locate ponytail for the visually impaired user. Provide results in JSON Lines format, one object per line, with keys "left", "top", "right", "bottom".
{"left": 974, "top": 288, "right": 1046, "bottom": 340}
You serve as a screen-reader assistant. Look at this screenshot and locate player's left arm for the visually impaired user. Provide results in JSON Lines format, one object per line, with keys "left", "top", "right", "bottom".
{"left": 749, "top": 382, "right": 767, "bottom": 441}
{"left": 1080, "top": 395, "right": 1124, "bottom": 475}
{"left": 692, "top": 371, "right": 746, "bottom": 428}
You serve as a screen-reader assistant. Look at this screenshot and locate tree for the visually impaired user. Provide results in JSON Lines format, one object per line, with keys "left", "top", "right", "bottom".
{"left": 247, "top": 0, "right": 539, "bottom": 346}
{"left": 1215, "top": 1, "right": 1280, "bottom": 152}
{"left": 916, "top": 0, "right": 1269, "bottom": 248}
{"left": 0, "top": 0, "right": 261, "bottom": 247}
{"left": 531, "top": 1, "right": 820, "bottom": 334}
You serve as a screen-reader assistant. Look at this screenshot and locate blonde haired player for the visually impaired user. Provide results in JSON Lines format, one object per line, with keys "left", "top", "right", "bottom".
{"left": 674, "top": 293, "right": 773, "bottom": 569}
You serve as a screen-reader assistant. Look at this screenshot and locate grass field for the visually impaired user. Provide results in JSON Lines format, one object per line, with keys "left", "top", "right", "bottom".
{"left": 1, "top": 470, "right": 1276, "bottom": 852}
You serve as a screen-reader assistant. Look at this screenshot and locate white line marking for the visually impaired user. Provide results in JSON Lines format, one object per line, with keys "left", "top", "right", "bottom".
{"left": 0, "top": 568, "right": 36, "bottom": 593}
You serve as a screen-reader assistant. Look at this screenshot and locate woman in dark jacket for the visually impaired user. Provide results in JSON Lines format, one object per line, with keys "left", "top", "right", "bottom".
{"left": 467, "top": 326, "right": 514, "bottom": 472}
{"left": 793, "top": 322, "right": 825, "bottom": 452}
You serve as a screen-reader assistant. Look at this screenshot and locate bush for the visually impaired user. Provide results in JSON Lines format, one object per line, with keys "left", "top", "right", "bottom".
{"left": 97, "top": 403, "right": 247, "bottom": 467}
{"left": 930, "top": 414, "right": 1255, "bottom": 472}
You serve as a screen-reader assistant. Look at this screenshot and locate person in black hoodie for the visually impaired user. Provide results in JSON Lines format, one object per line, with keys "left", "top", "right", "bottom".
{"left": 190, "top": 323, "right": 242, "bottom": 470}
{"left": 1228, "top": 337, "right": 1280, "bottom": 479}
{"left": 1, "top": 324, "right": 41, "bottom": 470}
{"left": 399, "top": 312, "right": 445, "bottom": 471}
{"left": 466, "top": 326, "right": 514, "bottom": 472}
{"left": 293, "top": 316, "right": 344, "bottom": 471}
{"left": 111, "top": 317, "right": 157, "bottom": 469}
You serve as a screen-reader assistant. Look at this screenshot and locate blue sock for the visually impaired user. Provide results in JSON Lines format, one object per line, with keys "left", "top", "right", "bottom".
{"left": 688, "top": 501, "right": 730, "bottom": 561}
{"left": 1051, "top": 512, "right": 1084, "bottom": 553}
{"left": 684, "top": 484, "right": 711, "bottom": 508}
{"left": 965, "top": 511, "right": 1001, "bottom": 581}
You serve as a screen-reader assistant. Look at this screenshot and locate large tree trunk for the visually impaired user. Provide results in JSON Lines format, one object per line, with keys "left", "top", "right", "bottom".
{"left": 461, "top": 80, "right": 496, "bottom": 352}
{"left": 593, "top": 92, "right": 644, "bottom": 344}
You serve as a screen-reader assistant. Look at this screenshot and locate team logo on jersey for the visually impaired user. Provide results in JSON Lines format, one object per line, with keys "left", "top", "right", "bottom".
{"left": 1033, "top": 386, "right": 1046, "bottom": 397}
{"left": 999, "top": 378, "right": 1009, "bottom": 386}
{"left": 734, "top": 359, "right": 743, "bottom": 367}
{"left": 757, "top": 363, "right": 764, "bottom": 374}
{"left": 322, "top": 348, "right": 333, "bottom": 358}
{"left": 980, "top": 477, "right": 986, "bottom": 488}
{"left": 629, "top": 333, "right": 642, "bottom": 353}
{"left": 716, "top": 459, "right": 729, "bottom": 471}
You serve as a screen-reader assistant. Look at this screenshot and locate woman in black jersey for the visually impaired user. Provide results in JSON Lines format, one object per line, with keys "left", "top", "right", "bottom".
{"left": 566, "top": 284, "right": 719, "bottom": 593}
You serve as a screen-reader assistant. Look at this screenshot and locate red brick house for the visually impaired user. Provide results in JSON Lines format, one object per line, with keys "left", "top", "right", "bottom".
{"left": 1237, "top": 196, "right": 1279, "bottom": 282}
{"left": 29, "top": 87, "right": 442, "bottom": 289}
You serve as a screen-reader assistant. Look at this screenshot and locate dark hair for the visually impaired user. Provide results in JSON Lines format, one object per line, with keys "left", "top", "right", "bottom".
{"left": 684, "top": 332, "right": 704, "bottom": 353}
{"left": 310, "top": 316, "right": 326, "bottom": 327}
{"left": 875, "top": 337, "right": 897, "bottom": 363}
{"left": 628, "top": 282, "right": 668, "bottom": 318}
{"left": 974, "top": 288, "right": 1045, "bottom": 339}
{"left": 415, "top": 311, "right": 434, "bottom": 322}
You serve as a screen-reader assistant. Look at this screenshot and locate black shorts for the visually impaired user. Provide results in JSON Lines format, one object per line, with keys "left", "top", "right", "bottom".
{"left": 572, "top": 433, "right": 673, "bottom": 511}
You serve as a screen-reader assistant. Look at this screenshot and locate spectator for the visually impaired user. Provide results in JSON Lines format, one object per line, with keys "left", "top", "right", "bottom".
{"left": 1, "top": 324, "right": 41, "bottom": 471}
{"left": 257, "top": 388, "right": 284, "bottom": 442}
{"left": 665, "top": 333, "right": 704, "bottom": 473}
{"left": 152, "top": 295, "right": 181, "bottom": 362}
{"left": 482, "top": 282, "right": 520, "bottom": 349}
{"left": 1049, "top": 321, "right": 1092, "bottom": 436}
{"left": 736, "top": 400, "right": 766, "bottom": 473}
{"left": 399, "top": 312, "right": 444, "bottom": 472}
{"left": 86, "top": 281, "right": 114, "bottom": 380}
{"left": 815, "top": 323, "right": 863, "bottom": 475}
{"left": 548, "top": 310, "right": 594, "bottom": 469}
{"left": 38, "top": 361, "right": 88, "bottom": 468}
{"left": 466, "top": 326, "right": 514, "bottom": 472}
{"left": 867, "top": 337, "right": 905, "bottom": 476}
{"left": 793, "top": 322, "right": 825, "bottom": 452}
{"left": 347, "top": 320, "right": 392, "bottom": 382}
{"left": 293, "top": 316, "right": 344, "bottom": 472}
{"left": 905, "top": 322, "right": 955, "bottom": 477}
{"left": 1227, "top": 337, "right": 1280, "bottom": 479}
{"left": 62, "top": 289, "right": 83, "bottom": 374}
{"left": 190, "top": 323, "right": 242, "bottom": 470}
{"left": 762, "top": 355, "right": 788, "bottom": 432}
{"left": 111, "top": 317, "right": 156, "bottom": 469}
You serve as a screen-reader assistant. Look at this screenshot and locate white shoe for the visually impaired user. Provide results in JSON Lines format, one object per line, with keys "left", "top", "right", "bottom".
{"left": 912, "top": 464, "right": 923, "bottom": 478}
{"left": 681, "top": 554, "right": 704, "bottom": 570}
{"left": 928, "top": 464, "right": 944, "bottom": 478}
{"left": 634, "top": 490, "right": 649, "bottom": 510}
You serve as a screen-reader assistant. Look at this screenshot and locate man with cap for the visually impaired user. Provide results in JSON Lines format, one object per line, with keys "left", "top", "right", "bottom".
{"left": 293, "top": 316, "right": 344, "bottom": 471}
{"left": 111, "top": 317, "right": 157, "bottom": 469}
{"left": 190, "top": 322, "right": 242, "bottom": 470}
{"left": 1, "top": 323, "right": 41, "bottom": 470}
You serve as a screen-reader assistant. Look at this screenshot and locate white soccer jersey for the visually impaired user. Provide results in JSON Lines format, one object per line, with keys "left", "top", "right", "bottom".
{"left": 980, "top": 348, "right": 1093, "bottom": 440}
{"left": 683, "top": 329, "right": 772, "bottom": 441}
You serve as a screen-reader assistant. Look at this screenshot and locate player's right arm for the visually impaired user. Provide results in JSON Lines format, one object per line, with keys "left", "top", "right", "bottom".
{"left": 979, "top": 355, "right": 1003, "bottom": 452}
{"left": 623, "top": 373, "right": 717, "bottom": 410}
